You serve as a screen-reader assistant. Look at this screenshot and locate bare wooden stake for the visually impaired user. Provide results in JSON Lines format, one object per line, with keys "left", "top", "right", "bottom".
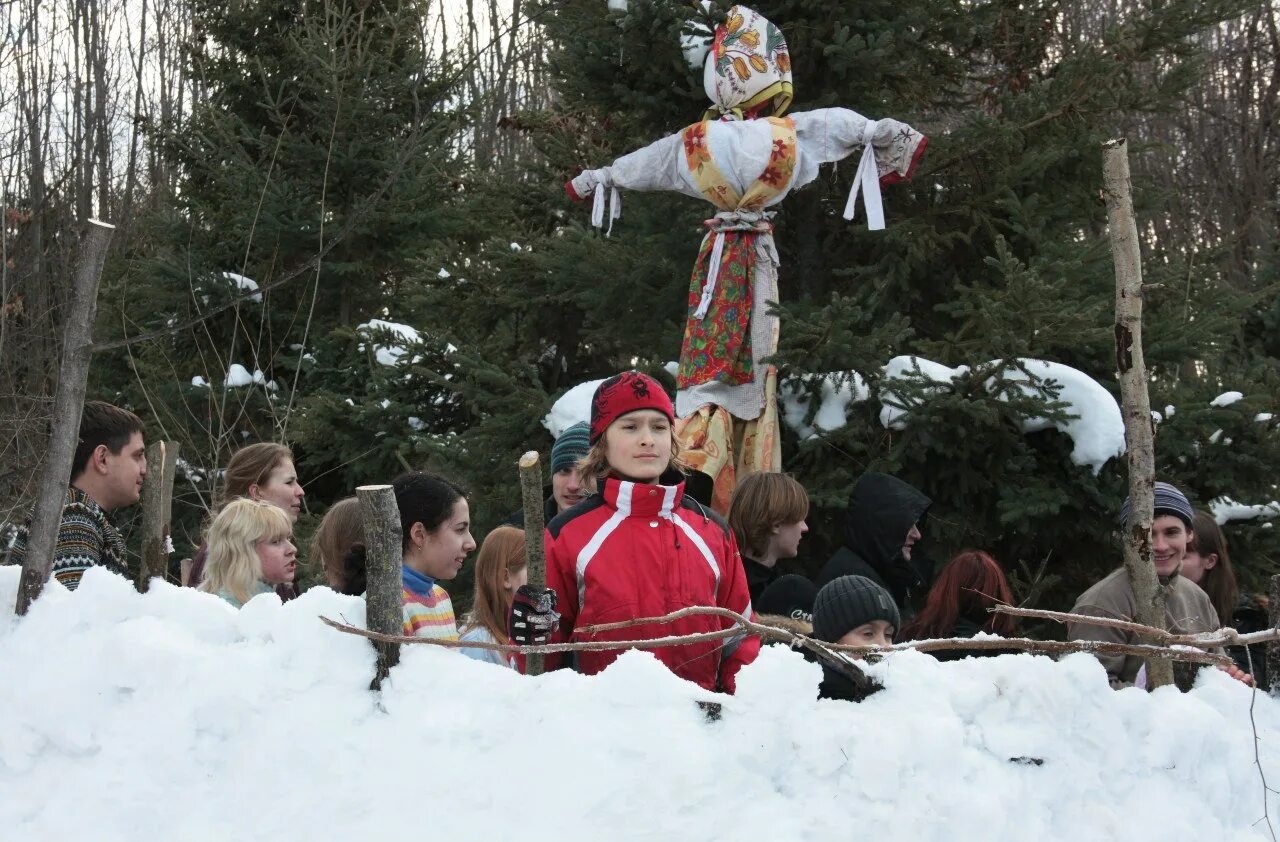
{"left": 356, "top": 484, "right": 402, "bottom": 690}
{"left": 16, "top": 219, "right": 115, "bottom": 615}
{"left": 1102, "top": 139, "right": 1173, "bottom": 690}
{"left": 1268, "top": 575, "right": 1280, "bottom": 696}
{"left": 137, "top": 440, "right": 179, "bottom": 591}
{"left": 518, "top": 450, "right": 547, "bottom": 676}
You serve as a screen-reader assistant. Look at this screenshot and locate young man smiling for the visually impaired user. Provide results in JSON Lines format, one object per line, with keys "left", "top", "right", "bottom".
{"left": 1067, "top": 481, "right": 1250, "bottom": 687}
{"left": 5, "top": 401, "right": 147, "bottom": 590}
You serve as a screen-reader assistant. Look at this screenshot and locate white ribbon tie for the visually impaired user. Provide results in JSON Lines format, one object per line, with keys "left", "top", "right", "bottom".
{"left": 842, "top": 119, "right": 886, "bottom": 231}
{"left": 590, "top": 183, "right": 622, "bottom": 236}
{"left": 694, "top": 231, "right": 728, "bottom": 320}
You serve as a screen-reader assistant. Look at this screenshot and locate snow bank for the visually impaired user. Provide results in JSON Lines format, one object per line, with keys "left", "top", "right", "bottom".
{"left": 222, "top": 271, "right": 262, "bottom": 303}
{"left": 224, "top": 363, "right": 254, "bottom": 387}
{"left": 989, "top": 359, "right": 1126, "bottom": 474}
{"left": 780, "top": 372, "right": 871, "bottom": 439}
{"left": 2, "top": 566, "right": 1277, "bottom": 841}
{"left": 543, "top": 378, "right": 605, "bottom": 437}
{"left": 1211, "top": 391, "right": 1245, "bottom": 408}
{"left": 879, "top": 356, "right": 970, "bottom": 430}
{"left": 680, "top": 0, "right": 713, "bottom": 68}
{"left": 780, "top": 357, "right": 1122, "bottom": 473}
{"left": 548, "top": 356, "right": 1124, "bottom": 472}
{"left": 224, "top": 364, "right": 277, "bottom": 391}
{"left": 1211, "top": 497, "right": 1280, "bottom": 525}
{"left": 357, "top": 319, "right": 459, "bottom": 368}
{"left": 357, "top": 319, "right": 422, "bottom": 366}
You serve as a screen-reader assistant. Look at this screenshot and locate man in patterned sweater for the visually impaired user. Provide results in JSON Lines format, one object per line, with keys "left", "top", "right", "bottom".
{"left": 5, "top": 401, "right": 147, "bottom": 590}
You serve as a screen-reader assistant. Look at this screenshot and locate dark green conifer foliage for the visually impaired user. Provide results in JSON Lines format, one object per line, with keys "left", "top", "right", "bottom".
{"left": 422, "top": 0, "right": 1278, "bottom": 608}
{"left": 95, "top": 0, "right": 466, "bottom": 561}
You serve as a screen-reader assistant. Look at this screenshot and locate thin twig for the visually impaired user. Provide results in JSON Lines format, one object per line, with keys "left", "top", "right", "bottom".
{"left": 993, "top": 603, "right": 1175, "bottom": 641}
{"left": 1245, "top": 644, "right": 1278, "bottom": 842}
{"left": 992, "top": 603, "right": 1280, "bottom": 649}
{"left": 320, "top": 615, "right": 740, "bottom": 654}
{"left": 583, "top": 607, "right": 1232, "bottom": 664}
{"left": 321, "top": 607, "right": 1233, "bottom": 668}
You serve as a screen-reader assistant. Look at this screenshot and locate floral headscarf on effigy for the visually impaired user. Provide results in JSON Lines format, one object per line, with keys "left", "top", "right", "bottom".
{"left": 703, "top": 6, "right": 793, "bottom": 121}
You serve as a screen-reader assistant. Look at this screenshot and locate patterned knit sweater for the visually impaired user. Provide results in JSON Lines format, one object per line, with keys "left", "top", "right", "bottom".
{"left": 401, "top": 566, "right": 458, "bottom": 640}
{"left": 4, "top": 486, "right": 130, "bottom": 590}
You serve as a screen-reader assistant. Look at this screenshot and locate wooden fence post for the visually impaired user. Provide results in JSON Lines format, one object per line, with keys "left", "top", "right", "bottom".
{"left": 356, "top": 484, "right": 402, "bottom": 690}
{"left": 1102, "top": 139, "right": 1173, "bottom": 690}
{"left": 518, "top": 451, "right": 548, "bottom": 676}
{"left": 137, "top": 440, "right": 179, "bottom": 591}
{"left": 16, "top": 219, "right": 115, "bottom": 615}
{"left": 1268, "top": 575, "right": 1280, "bottom": 695}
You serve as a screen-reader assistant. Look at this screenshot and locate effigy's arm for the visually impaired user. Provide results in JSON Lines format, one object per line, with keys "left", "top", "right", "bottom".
{"left": 792, "top": 108, "right": 928, "bottom": 229}
{"left": 565, "top": 132, "right": 689, "bottom": 231}
{"left": 792, "top": 108, "right": 927, "bottom": 180}
{"left": 565, "top": 132, "right": 685, "bottom": 199}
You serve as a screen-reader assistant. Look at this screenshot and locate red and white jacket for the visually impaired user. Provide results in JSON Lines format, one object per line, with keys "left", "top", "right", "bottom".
{"left": 543, "top": 474, "right": 760, "bottom": 692}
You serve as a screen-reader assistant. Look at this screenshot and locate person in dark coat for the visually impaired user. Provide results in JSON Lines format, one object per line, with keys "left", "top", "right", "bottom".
{"left": 755, "top": 573, "right": 817, "bottom": 632}
{"left": 505, "top": 422, "right": 592, "bottom": 527}
{"left": 811, "top": 575, "right": 899, "bottom": 702}
{"left": 814, "top": 472, "right": 932, "bottom": 617}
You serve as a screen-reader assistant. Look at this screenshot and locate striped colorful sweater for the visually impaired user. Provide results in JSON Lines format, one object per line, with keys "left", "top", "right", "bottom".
{"left": 4, "top": 486, "right": 131, "bottom": 590}
{"left": 401, "top": 566, "right": 458, "bottom": 640}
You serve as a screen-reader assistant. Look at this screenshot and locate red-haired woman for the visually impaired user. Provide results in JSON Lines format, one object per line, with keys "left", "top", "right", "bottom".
{"left": 900, "top": 550, "right": 1015, "bottom": 660}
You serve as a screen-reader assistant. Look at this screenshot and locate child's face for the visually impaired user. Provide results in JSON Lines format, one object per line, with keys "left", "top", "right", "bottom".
{"left": 837, "top": 620, "right": 894, "bottom": 656}
{"left": 603, "top": 410, "right": 672, "bottom": 483}
{"left": 256, "top": 534, "right": 297, "bottom": 585}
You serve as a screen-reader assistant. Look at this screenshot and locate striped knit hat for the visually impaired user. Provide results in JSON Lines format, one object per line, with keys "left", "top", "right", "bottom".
{"left": 551, "top": 422, "right": 591, "bottom": 474}
{"left": 1119, "top": 481, "right": 1194, "bottom": 530}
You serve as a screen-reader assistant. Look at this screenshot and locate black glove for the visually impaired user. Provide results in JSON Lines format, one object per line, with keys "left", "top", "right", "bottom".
{"left": 509, "top": 585, "right": 560, "bottom": 645}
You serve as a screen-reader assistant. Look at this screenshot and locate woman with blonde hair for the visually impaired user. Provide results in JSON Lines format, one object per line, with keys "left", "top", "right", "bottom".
{"left": 199, "top": 499, "right": 297, "bottom": 607}
{"left": 460, "top": 526, "right": 528, "bottom": 668}
{"left": 311, "top": 497, "right": 365, "bottom": 595}
{"left": 187, "top": 442, "right": 306, "bottom": 594}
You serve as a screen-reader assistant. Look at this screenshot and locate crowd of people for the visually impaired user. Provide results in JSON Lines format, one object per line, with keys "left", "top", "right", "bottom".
{"left": 1, "top": 373, "right": 1265, "bottom": 699}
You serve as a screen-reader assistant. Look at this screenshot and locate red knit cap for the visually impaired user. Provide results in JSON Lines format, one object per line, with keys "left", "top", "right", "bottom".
{"left": 589, "top": 371, "right": 675, "bottom": 444}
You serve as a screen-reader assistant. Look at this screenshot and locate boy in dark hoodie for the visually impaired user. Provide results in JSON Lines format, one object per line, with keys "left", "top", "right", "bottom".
{"left": 814, "top": 472, "right": 932, "bottom": 617}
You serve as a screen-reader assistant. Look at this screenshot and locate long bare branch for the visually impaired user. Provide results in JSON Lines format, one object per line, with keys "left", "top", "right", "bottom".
{"left": 321, "top": 606, "right": 1237, "bottom": 668}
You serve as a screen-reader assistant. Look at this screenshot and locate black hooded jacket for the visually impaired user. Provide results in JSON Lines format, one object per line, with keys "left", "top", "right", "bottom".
{"left": 814, "top": 472, "right": 932, "bottom": 615}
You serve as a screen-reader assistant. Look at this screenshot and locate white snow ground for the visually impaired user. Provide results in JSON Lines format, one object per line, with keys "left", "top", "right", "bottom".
{"left": 1, "top": 565, "right": 1277, "bottom": 841}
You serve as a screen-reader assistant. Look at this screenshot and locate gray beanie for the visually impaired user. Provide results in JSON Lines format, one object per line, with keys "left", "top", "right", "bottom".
{"left": 812, "top": 575, "right": 901, "bottom": 643}
{"left": 1119, "top": 481, "right": 1194, "bottom": 530}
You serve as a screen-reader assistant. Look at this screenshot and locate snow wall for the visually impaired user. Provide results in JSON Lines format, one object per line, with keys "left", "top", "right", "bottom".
{"left": 2, "top": 566, "right": 1277, "bottom": 841}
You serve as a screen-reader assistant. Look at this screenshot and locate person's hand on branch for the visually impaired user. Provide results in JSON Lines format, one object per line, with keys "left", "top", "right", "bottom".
{"left": 510, "top": 585, "right": 560, "bottom": 645}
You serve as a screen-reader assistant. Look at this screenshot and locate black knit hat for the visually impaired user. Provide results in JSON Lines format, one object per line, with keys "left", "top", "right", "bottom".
{"left": 756, "top": 574, "right": 817, "bottom": 624}
{"left": 812, "top": 575, "right": 901, "bottom": 643}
